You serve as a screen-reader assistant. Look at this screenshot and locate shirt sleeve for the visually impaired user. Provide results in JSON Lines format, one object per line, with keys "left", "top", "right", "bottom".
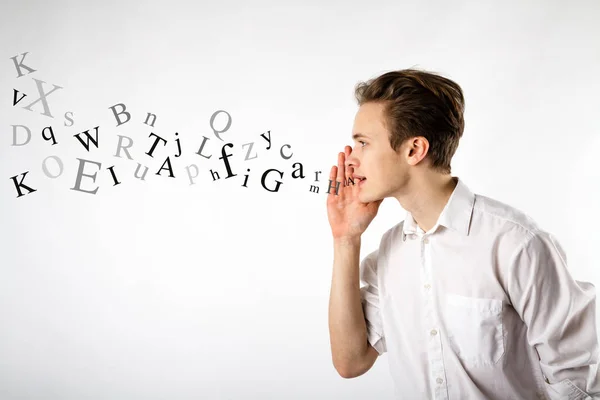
{"left": 507, "top": 230, "right": 600, "bottom": 399}
{"left": 359, "top": 249, "right": 387, "bottom": 355}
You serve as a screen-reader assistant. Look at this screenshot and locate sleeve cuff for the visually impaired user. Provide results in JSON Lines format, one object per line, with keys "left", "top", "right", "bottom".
{"left": 365, "top": 319, "right": 387, "bottom": 355}
{"left": 542, "top": 378, "right": 593, "bottom": 400}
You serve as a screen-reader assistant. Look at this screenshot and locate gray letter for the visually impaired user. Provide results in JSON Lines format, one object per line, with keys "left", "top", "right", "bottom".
{"left": 70, "top": 158, "right": 101, "bottom": 195}
{"left": 242, "top": 142, "right": 257, "bottom": 161}
{"left": 22, "top": 78, "right": 63, "bottom": 117}
{"left": 186, "top": 164, "right": 199, "bottom": 185}
{"left": 144, "top": 112, "right": 157, "bottom": 127}
{"left": 134, "top": 163, "right": 149, "bottom": 180}
{"left": 280, "top": 144, "right": 293, "bottom": 160}
{"left": 210, "top": 110, "right": 232, "bottom": 141}
{"left": 10, "top": 52, "right": 37, "bottom": 78}
{"left": 114, "top": 135, "right": 134, "bottom": 160}
{"left": 42, "top": 155, "right": 63, "bottom": 178}
{"left": 108, "top": 103, "right": 131, "bottom": 126}
{"left": 64, "top": 111, "right": 74, "bottom": 127}
{"left": 196, "top": 136, "right": 212, "bottom": 159}
{"left": 326, "top": 179, "right": 341, "bottom": 196}
{"left": 11, "top": 125, "right": 31, "bottom": 146}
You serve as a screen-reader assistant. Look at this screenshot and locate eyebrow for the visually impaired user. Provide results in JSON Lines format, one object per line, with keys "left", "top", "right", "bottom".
{"left": 352, "top": 133, "right": 369, "bottom": 140}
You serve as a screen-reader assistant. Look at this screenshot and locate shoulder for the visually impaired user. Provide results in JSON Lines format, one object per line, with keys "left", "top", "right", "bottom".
{"left": 471, "top": 192, "right": 543, "bottom": 241}
{"left": 470, "top": 193, "right": 568, "bottom": 264}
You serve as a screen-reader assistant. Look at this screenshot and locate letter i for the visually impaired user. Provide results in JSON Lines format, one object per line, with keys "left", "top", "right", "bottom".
{"left": 107, "top": 166, "right": 121, "bottom": 186}
{"left": 242, "top": 168, "right": 250, "bottom": 188}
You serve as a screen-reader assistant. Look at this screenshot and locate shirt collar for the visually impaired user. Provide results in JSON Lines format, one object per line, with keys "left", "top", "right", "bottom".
{"left": 402, "top": 176, "right": 475, "bottom": 237}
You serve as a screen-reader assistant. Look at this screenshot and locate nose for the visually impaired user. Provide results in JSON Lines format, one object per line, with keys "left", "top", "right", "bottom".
{"left": 345, "top": 150, "right": 358, "bottom": 168}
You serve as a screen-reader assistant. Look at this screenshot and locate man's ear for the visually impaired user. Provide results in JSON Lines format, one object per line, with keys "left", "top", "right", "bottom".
{"left": 409, "top": 137, "right": 429, "bottom": 165}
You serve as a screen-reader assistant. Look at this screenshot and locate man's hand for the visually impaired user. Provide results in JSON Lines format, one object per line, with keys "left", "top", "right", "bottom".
{"left": 326, "top": 145, "right": 383, "bottom": 240}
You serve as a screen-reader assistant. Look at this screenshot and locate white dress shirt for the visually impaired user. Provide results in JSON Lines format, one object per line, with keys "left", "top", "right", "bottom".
{"left": 360, "top": 176, "right": 600, "bottom": 399}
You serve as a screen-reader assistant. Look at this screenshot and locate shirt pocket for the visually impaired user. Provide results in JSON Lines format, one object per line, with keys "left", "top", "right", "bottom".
{"left": 444, "top": 293, "right": 505, "bottom": 367}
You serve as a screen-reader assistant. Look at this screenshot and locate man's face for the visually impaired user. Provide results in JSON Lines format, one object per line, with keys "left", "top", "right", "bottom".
{"left": 347, "top": 102, "right": 409, "bottom": 203}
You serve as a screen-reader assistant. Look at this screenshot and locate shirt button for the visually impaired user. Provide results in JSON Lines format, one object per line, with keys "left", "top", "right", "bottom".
{"left": 436, "top": 377, "right": 443, "bottom": 384}
{"left": 424, "top": 284, "right": 431, "bottom": 290}
{"left": 423, "top": 237, "right": 429, "bottom": 244}
{"left": 430, "top": 329, "right": 438, "bottom": 336}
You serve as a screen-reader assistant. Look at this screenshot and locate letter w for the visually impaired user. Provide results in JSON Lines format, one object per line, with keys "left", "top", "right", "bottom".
{"left": 74, "top": 126, "right": 100, "bottom": 151}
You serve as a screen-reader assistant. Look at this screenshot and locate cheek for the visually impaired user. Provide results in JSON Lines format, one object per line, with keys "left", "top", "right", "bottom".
{"left": 375, "top": 159, "right": 399, "bottom": 182}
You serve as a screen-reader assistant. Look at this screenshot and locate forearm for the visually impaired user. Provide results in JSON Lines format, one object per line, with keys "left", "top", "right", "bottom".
{"left": 328, "top": 236, "right": 370, "bottom": 374}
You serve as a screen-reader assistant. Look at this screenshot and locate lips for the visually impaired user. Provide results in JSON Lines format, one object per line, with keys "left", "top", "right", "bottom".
{"left": 351, "top": 174, "right": 366, "bottom": 187}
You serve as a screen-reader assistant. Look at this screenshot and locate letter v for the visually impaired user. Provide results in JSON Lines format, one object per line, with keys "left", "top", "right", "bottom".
{"left": 12, "top": 89, "right": 27, "bottom": 106}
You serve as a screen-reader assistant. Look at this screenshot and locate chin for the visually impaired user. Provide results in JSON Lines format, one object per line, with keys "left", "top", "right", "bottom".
{"left": 359, "top": 191, "right": 380, "bottom": 203}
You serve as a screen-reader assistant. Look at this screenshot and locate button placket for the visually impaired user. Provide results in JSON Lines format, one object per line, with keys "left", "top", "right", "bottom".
{"left": 419, "top": 234, "right": 448, "bottom": 399}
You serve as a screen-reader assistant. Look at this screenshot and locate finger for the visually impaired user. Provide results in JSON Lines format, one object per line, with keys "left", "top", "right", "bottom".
{"left": 345, "top": 145, "right": 352, "bottom": 158}
{"left": 329, "top": 165, "right": 337, "bottom": 182}
{"left": 328, "top": 165, "right": 343, "bottom": 198}
{"left": 346, "top": 166, "right": 355, "bottom": 187}
{"left": 337, "top": 152, "right": 345, "bottom": 185}
{"left": 344, "top": 146, "right": 353, "bottom": 182}
{"left": 344, "top": 146, "right": 352, "bottom": 171}
{"left": 328, "top": 165, "right": 338, "bottom": 195}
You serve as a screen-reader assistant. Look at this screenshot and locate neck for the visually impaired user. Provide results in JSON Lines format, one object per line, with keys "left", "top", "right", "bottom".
{"left": 394, "top": 172, "right": 458, "bottom": 233}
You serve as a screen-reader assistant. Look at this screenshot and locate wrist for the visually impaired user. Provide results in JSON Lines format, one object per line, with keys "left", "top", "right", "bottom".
{"left": 333, "top": 235, "right": 361, "bottom": 246}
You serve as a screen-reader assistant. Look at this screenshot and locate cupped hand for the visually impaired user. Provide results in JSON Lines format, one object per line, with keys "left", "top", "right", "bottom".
{"left": 326, "top": 145, "right": 383, "bottom": 240}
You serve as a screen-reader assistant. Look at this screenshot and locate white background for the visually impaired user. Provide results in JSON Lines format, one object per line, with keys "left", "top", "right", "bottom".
{"left": 1, "top": 1, "right": 599, "bottom": 399}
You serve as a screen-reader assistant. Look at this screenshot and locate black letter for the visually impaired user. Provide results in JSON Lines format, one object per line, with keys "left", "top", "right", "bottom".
{"left": 146, "top": 133, "right": 167, "bottom": 158}
{"left": 156, "top": 157, "right": 175, "bottom": 177}
{"left": 73, "top": 126, "right": 100, "bottom": 151}
{"left": 261, "top": 168, "right": 283, "bottom": 193}
{"left": 218, "top": 143, "right": 236, "bottom": 179}
{"left": 9, "top": 171, "right": 37, "bottom": 197}
{"left": 291, "top": 162, "right": 305, "bottom": 179}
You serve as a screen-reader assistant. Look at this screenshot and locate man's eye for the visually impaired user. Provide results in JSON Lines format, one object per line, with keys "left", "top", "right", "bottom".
{"left": 359, "top": 141, "right": 366, "bottom": 147}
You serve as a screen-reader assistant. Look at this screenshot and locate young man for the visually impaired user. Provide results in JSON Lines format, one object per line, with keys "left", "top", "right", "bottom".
{"left": 326, "top": 69, "right": 599, "bottom": 399}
